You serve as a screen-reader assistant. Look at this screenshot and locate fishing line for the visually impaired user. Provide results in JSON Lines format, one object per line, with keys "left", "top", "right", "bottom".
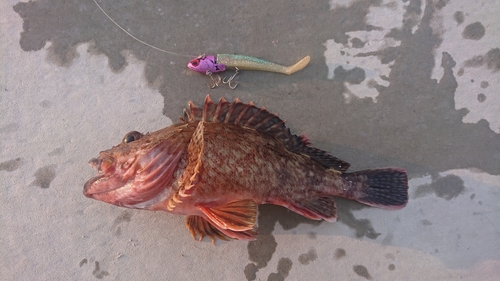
{"left": 93, "top": 0, "right": 196, "bottom": 58}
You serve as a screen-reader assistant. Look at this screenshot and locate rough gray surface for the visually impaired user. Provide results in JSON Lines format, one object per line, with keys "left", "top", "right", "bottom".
{"left": 2, "top": 0, "right": 499, "bottom": 280}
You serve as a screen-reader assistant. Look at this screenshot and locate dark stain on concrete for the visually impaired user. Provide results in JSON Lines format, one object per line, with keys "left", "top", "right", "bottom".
{"left": 39, "top": 100, "right": 51, "bottom": 108}
{"left": 246, "top": 205, "right": 320, "bottom": 278}
{"left": 464, "top": 55, "right": 485, "bottom": 68}
{"left": 421, "top": 219, "right": 432, "bottom": 225}
{"left": 336, "top": 198, "right": 380, "bottom": 239}
{"left": 486, "top": 48, "right": 500, "bottom": 71}
{"left": 353, "top": 265, "right": 372, "bottom": 280}
{"left": 477, "top": 93, "right": 486, "bottom": 103}
{"left": 79, "top": 258, "right": 88, "bottom": 267}
{"left": 111, "top": 211, "right": 132, "bottom": 236}
{"left": 0, "top": 158, "right": 23, "bottom": 172}
{"left": 480, "top": 81, "right": 489, "bottom": 88}
{"left": 453, "top": 11, "right": 464, "bottom": 25}
{"left": 332, "top": 66, "right": 366, "bottom": 84}
{"left": 307, "top": 231, "right": 317, "bottom": 239}
{"left": 298, "top": 248, "right": 317, "bottom": 265}
{"left": 48, "top": 147, "right": 64, "bottom": 156}
{"left": 92, "top": 261, "right": 109, "bottom": 279}
{"left": 388, "top": 263, "right": 395, "bottom": 271}
{"left": 462, "top": 22, "right": 485, "bottom": 40}
{"left": 267, "top": 257, "right": 292, "bottom": 281}
{"left": 351, "top": 37, "right": 366, "bottom": 48}
{"left": 334, "top": 248, "right": 346, "bottom": 259}
{"left": 1, "top": 123, "right": 20, "bottom": 134}
{"left": 381, "top": 232, "right": 393, "bottom": 245}
{"left": 31, "top": 165, "right": 56, "bottom": 189}
{"left": 413, "top": 174, "right": 465, "bottom": 200}
{"left": 244, "top": 263, "right": 258, "bottom": 281}
{"left": 463, "top": 48, "right": 500, "bottom": 72}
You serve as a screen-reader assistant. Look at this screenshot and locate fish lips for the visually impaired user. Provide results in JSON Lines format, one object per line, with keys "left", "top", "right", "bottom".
{"left": 83, "top": 156, "right": 124, "bottom": 198}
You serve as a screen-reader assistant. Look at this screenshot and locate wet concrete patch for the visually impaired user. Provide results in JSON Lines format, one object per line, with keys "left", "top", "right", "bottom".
{"left": 336, "top": 199, "right": 380, "bottom": 239}
{"left": 246, "top": 205, "right": 321, "bottom": 279}
{"left": 267, "top": 258, "right": 292, "bottom": 281}
{"left": 453, "top": 11, "right": 464, "bottom": 25}
{"left": 462, "top": 22, "right": 485, "bottom": 40}
{"left": 1, "top": 123, "right": 20, "bottom": 134}
{"left": 464, "top": 48, "right": 500, "bottom": 72}
{"left": 92, "top": 261, "right": 109, "bottom": 279}
{"left": 298, "top": 249, "right": 317, "bottom": 265}
{"left": 0, "top": 158, "right": 22, "bottom": 172}
{"left": 334, "top": 248, "right": 346, "bottom": 260}
{"left": 111, "top": 211, "right": 132, "bottom": 236}
{"left": 79, "top": 258, "right": 88, "bottom": 267}
{"left": 353, "top": 264, "right": 372, "bottom": 280}
{"left": 31, "top": 165, "right": 56, "bottom": 189}
{"left": 413, "top": 174, "right": 465, "bottom": 200}
{"left": 47, "top": 147, "right": 64, "bottom": 156}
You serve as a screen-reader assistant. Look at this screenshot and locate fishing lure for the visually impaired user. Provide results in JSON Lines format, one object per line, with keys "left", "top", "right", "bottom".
{"left": 187, "top": 55, "right": 311, "bottom": 89}
{"left": 93, "top": 0, "right": 310, "bottom": 89}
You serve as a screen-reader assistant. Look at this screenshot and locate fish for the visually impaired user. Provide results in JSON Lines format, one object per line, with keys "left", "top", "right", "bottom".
{"left": 83, "top": 95, "right": 408, "bottom": 242}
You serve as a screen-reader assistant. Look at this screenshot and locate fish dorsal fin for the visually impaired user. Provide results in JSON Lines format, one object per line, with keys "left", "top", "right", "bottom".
{"left": 199, "top": 199, "right": 257, "bottom": 231}
{"left": 183, "top": 95, "right": 350, "bottom": 172}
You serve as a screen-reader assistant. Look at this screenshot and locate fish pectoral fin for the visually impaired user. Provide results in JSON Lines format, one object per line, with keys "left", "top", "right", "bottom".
{"left": 200, "top": 199, "right": 257, "bottom": 231}
{"left": 186, "top": 215, "right": 230, "bottom": 243}
{"left": 276, "top": 196, "right": 338, "bottom": 222}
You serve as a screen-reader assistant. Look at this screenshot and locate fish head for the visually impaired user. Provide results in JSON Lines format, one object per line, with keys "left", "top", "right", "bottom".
{"left": 83, "top": 130, "right": 184, "bottom": 209}
{"left": 187, "top": 55, "right": 225, "bottom": 74}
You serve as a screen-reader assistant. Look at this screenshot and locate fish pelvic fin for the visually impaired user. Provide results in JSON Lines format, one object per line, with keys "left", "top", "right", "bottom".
{"left": 186, "top": 215, "right": 229, "bottom": 244}
{"left": 271, "top": 196, "right": 338, "bottom": 222}
{"left": 186, "top": 215, "right": 257, "bottom": 243}
{"left": 200, "top": 199, "right": 257, "bottom": 232}
{"left": 284, "top": 56, "right": 310, "bottom": 75}
{"left": 344, "top": 168, "right": 409, "bottom": 210}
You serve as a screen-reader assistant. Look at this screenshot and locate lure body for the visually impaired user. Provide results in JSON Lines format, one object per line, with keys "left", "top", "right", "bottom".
{"left": 187, "top": 54, "right": 310, "bottom": 75}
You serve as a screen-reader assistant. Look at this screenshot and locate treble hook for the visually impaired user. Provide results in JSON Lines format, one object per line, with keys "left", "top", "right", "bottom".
{"left": 206, "top": 70, "right": 222, "bottom": 89}
{"left": 222, "top": 67, "right": 239, "bottom": 89}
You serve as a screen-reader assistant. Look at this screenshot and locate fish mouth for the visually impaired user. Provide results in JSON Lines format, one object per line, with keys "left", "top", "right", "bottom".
{"left": 83, "top": 156, "right": 121, "bottom": 197}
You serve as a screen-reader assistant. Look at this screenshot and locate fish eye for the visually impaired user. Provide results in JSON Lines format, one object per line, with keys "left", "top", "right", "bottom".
{"left": 191, "top": 59, "right": 199, "bottom": 66}
{"left": 122, "top": 131, "right": 143, "bottom": 144}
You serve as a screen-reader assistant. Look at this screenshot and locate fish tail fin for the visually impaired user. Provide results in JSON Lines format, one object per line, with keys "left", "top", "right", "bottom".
{"left": 284, "top": 56, "right": 311, "bottom": 75}
{"left": 344, "top": 168, "right": 409, "bottom": 210}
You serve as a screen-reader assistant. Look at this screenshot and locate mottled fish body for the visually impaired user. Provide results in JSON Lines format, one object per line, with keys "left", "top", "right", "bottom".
{"left": 84, "top": 96, "right": 408, "bottom": 242}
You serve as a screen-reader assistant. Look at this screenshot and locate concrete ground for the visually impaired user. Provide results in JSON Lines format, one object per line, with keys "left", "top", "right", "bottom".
{"left": 2, "top": 0, "right": 499, "bottom": 280}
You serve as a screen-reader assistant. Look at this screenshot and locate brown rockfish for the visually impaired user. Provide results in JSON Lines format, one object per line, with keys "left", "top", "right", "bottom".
{"left": 84, "top": 95, "right": 408, "bottom": 242}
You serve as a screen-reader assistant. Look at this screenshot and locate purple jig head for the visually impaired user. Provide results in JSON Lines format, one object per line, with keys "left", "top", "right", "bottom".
{"left": 187, "top": 55, "right": 226, "bottom": 74}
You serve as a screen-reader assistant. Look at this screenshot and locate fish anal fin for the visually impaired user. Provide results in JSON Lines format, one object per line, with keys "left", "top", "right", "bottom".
{"left": 200, "top": 199, "right": 257, "bottom": 231}
{"left": 274, "top": 196, "right": 338, "bottom": 222}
